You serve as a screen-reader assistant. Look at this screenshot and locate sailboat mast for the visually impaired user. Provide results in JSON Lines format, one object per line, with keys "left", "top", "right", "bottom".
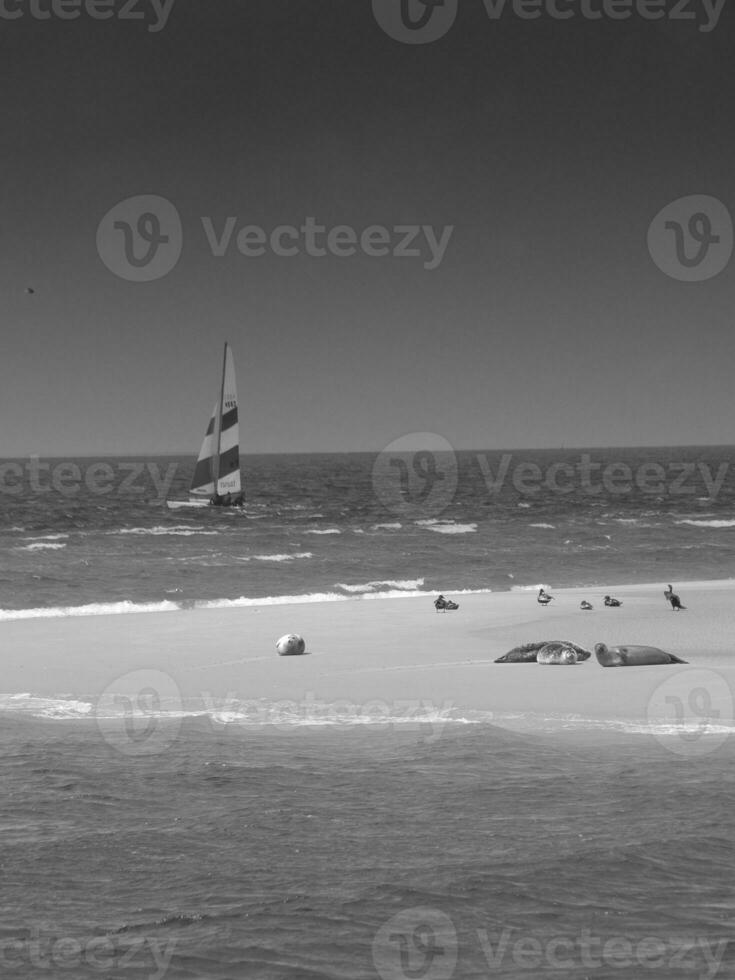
{"left": 211, "top": 342, "right": 228, "bottom": 491}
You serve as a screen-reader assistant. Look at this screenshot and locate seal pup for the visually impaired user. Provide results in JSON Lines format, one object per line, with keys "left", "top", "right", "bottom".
{"left": 537, "top": 642, "right": 581, "bottom": 665}
{"left": 594, "top": 642, "right": 687, "bottom": 667}
{"left": 664, "top": 584, "right": 686, "bottom": 611}
{"left": 495, "top": 641, "right": 591, "bottom": 663}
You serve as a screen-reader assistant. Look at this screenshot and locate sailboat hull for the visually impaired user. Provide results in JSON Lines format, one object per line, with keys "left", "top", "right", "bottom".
{"left": 165, "top": 499, "right": 212, "bottom": 510}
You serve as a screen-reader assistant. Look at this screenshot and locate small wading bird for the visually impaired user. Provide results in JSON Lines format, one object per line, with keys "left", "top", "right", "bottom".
{"left": 664, "top": 584, "right": 686, "bottom": 611}
{"left": 434, "top": 594, "right": 459, "bottom": 612}
{"left": 604, "top": 595, "right": 622, "bottom": 607}
{"left": 537, "top": 588, "right": 554, "bottom": 606}
{"left": 580, "top": 600, "right": 593, "bottom": 611}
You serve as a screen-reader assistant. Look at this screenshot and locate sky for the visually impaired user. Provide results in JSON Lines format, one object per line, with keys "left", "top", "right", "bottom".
{"left": 2, "top": 0, "right": 735, "bottom": 455}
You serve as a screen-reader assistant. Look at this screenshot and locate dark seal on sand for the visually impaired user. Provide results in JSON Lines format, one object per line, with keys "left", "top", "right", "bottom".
{"left": 594, "top": 643, "right": 687, "bottom": 667}
{"left": 495, "top": 641, "right": 591, "bottom": 663}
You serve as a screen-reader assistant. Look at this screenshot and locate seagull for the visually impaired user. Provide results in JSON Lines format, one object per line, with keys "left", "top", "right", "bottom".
{"left": 25, "top": 287, "right": 35, "bottom": 294}
{"left": 664, "top": 584, "right": 685, "bottom": 611}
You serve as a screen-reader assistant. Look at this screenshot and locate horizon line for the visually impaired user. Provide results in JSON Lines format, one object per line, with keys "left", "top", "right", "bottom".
{"left": 2, "top": 442, "right": 735, "bottom": 459}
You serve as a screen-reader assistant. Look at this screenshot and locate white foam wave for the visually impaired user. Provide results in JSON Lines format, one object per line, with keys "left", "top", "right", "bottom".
{"left": 418, "top": 520, "right": 478, "bottom": 535}
{"left": 0, "top": 600, "right": 180, "bottom": 621}
{"left": 17, "top": 542, "right": 67, "bottom": 551}
{"left": 22, "top": 534, "right": 69, "bottom": 541}
{"left": 371, "top": 522, "right": 402, "bottom": 530}
{"left": 195, "top": 592, "right": 350, "bottom": 608}
{"left": 0, "top": 694, "right": 93, "bottom": 718}
{"left": 675, "top": 519, "right": 735, "bottom": 529}
{"left": 529, "top": 523, "right": 555, "bottom": 529}
{"left": 237, "top": 552, "right": 313, "bottom": 563}
{"left": 113, "top": 526, "right": 219, "bottom": 536}
{"left": 510, "top": 583, "right": 551, "bottom": 593}
{"left": 337, "top": 578, "right": 425, "bottom": 594}
{"left": 304, "top": 529, "right": 341, "bottom": 535}
{"left": 0, "top": 588, "right": 497, "bottom": 622}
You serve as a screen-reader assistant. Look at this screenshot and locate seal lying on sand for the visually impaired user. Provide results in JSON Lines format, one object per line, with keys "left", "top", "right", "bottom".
{"left": 536, "top": 642, "right": 582, "bottom": 665}
{"left": 594, "top": 642, "right": 687, "bottom": 667}
{"left": 495, "top": 641, "right": 591, "bottom": 663}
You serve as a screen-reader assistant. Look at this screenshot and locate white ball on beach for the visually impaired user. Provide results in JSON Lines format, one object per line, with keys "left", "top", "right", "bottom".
{"left": 276, "top": 634, "right": 306, "bottom": 656}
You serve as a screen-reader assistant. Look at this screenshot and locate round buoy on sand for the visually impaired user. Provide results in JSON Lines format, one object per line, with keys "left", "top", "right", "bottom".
{"left": 276, "top": 634, "right": 306, "bottom": 656}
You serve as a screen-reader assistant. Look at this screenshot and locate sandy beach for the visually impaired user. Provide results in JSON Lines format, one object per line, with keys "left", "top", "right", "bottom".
{"left": 3, "top": 580, "right": 735, "bottom": 738}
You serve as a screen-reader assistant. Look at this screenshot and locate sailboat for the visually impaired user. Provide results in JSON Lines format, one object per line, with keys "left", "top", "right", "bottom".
{"left": 167, "top": 343, "right": 244, "bottom": 509}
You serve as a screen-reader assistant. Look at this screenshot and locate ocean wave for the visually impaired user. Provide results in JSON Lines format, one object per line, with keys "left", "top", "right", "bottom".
{"left": 0, "top": 600, "right": 180, "bottom": 621}
{"left": 16, "top": 542, "right": 67, "bottom": 551}
{"left": 416, "top": 520, "right": 478, "bottom": 535}
{"left": 304, "top": 529, "right": 341, "bottom": 535}
{"left": 22, "top": 534, "right": 69, "bottom": 541}
{"left": 337, "top": 578, "right": 425, "bottom": 594}
{"left": 529, "top": 523, "right": 555, "bottom": 529}
{"left": 236, "top": 552, "right": 313, "bottom": 563}
{"left": 0, "top": 587, "right": 495, "bottom": 622}
{"left": 4, "top": 693, "right": 734, "bottom": 736}
{"left": 510, "top": 583, "right": 551, "bottom": 592}
{"left": 0, "top": 694, "right": 94, "bottom": 718}
{"left": 371, "top": 522, "right": 402, "bottom": 530}
{"left": 195, "top": 592, "right": 350, "bottom": 608}
{"left": 112, "top": 526, "right": 220, "bottom": 536}
{"left": 675, "top": 519, "right": 735, "bottom": 529}
{"left": 0, "top": 692, "right": 481, "bottom": 728}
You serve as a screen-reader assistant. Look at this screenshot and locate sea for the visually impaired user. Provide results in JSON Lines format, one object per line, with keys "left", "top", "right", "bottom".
{"left": 2, "top": 447, "right": 734, "bottom": 979}
{"left": 3, "top": 446, "right": 735, "bottom": 617}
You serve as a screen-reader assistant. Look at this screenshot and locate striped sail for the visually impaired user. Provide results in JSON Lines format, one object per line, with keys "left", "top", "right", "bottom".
{"left": 190, "top": 344, "right": 242, "bottom": 499}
